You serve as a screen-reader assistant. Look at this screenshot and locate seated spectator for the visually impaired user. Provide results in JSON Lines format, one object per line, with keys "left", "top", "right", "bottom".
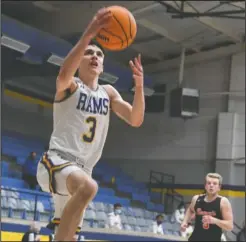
{"left": 237, "top": 221, "right": 246, "bottom": 242}
{"left": 221, "top": 232, "right": 227, "bottom": 241}
{"left": 151, "top": 214, "right": 164, "bottom": 235}
{"left": 107, "top": 203, "right": 122, "bottom": 230}
{"left": 174, "top": 202, "right": 186, "bottom": 224}
{"left": 22, "top": 151, "right": 39, "bottom": 189}
{"left": 21, "top": 222, "right": 40, "bottom": 242}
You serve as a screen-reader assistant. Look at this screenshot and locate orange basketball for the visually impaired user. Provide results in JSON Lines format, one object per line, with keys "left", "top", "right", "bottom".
{"left": 96, "top": 6, "right": 137, "bottom": 51}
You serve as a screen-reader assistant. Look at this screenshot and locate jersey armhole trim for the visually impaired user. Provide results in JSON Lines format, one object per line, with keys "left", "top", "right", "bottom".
{"left": 219, "top": 196, "right": 224, "bottom": 215}
{"left": 54, "top": 84, "right": 79, "bottom": 103}
{"left": 192, "top": 194, "right": 202, "bottom": 211}
{"left": 101, "top": 85, "right": 112, "bottom": 110}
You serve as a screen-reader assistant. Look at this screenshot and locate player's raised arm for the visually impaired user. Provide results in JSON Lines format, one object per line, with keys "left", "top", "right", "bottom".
{"left": 105, "top": 54, "right": 145, "bottom": 127}
{"left": 128, "top": 54, "right": 145, "bottom": 127}
{"left": 56, "top": 8, "right": 112, "bottom": 92}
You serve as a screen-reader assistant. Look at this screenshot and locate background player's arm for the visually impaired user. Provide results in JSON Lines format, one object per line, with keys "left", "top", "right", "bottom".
{"left": 182, "top": 195, "right": 198, "bottom": 227}
{"left": 204, "top": 197, "right": 233, "bottom": 231}
{"left": 56, "top": 8, "right": 112, "bottom": 93}
{"left": 105, "top": 85, "right": 144, "bottom": 127}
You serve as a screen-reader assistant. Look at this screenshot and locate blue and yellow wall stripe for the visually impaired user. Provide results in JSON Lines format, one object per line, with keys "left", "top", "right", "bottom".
{"left": 4, "top": 89, "right": 53, "bottom": 108}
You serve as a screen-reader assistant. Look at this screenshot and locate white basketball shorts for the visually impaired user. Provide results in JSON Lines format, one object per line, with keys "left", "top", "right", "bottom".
{"left": 36, "top": 149, "right": 91, "bottom": 196}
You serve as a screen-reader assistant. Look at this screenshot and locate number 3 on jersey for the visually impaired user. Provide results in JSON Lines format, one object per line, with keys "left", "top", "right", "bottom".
{"left": 82, "top": 116, "right": 97, "bottom": 143}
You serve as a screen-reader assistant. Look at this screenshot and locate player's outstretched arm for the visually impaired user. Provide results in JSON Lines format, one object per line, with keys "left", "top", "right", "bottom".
{"left": 104, "top": 54, "right": 145, "bottom": 127}
{"left": 128, "top": 54, "right": 145, "bottom": 127}
{"left": 56, "top": 8, "right": 112, "bottom": 93}
{"left": 202, "top": 197, "right": 233, "bottom": 231}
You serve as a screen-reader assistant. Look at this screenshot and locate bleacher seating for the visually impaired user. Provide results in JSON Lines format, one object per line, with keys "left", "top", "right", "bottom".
{"left": 2, "top": 133, "right": 44, "bottom": 165}
{"left": 1, "top": 132, "right": 181, "bottom": 236}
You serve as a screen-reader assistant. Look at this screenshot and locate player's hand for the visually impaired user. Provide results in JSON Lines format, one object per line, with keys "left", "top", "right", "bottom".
{"left": 84, "top": 8, "right": 112, "bottom": 39}
{"left": 202, "top": 215, "right": 217, "bottom": 224}
{"left": 180, "top": 222, "right": 188, "bottom": 232}
{"left": 129, "top": 54, "right": 144, "bottom": 88}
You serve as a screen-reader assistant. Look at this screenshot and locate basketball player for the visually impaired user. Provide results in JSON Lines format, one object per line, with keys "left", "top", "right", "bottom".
{"left": 181, "top": 173, "right": 234, "bottom": 241}
{"left": 36, "top": 7, "right": 145, "bottom": 241}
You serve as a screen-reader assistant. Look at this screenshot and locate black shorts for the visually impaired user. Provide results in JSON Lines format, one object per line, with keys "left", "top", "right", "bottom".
{"left": 189, "top": 234, "right": 221, "bottom": 241}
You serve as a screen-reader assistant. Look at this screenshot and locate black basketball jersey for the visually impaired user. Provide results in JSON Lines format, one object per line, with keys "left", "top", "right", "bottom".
{"left": 189, "top": 194, "right": 223, "bottom": 241}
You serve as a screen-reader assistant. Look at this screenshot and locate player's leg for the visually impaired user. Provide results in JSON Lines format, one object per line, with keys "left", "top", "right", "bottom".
{"left": 50, "top": 194, "right": 85, "bottom": 241}
{"left": 50, "top": 194, "right": 71, "bottom": 231}
{"left": 36, "top": 152, "right": 97, "bottom": 241}
{"left": 54, "top": 168, "right": 98, "bottom": 241}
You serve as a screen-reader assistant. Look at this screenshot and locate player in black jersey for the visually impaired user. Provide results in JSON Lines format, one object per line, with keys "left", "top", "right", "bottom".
{"left": 181, "top": 173, "right": 233, "bottom": 241}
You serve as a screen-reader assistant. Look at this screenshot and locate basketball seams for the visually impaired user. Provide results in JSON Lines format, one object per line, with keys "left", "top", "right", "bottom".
{"left": 101, "top": 28, "right": 124, "bottom": 47}
{"left": 112, "top": 14, "right": 129, "bottom": 48}
{"left": 128, "top": 14, "right": 132, "bottom": 39}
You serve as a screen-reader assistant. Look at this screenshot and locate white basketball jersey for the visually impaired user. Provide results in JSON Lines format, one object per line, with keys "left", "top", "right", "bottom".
{"left": 49, "top": 77, "right": 110, "bottom": 171}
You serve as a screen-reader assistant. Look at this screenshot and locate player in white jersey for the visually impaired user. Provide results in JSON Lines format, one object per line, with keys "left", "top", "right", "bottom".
{"left": 36, "top": 7, "right": 145, "bottom": 241}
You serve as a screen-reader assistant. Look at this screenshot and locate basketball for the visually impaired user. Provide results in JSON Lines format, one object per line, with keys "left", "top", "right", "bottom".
{"left": 96, "top": 6, "right": 137, "bottom": 51}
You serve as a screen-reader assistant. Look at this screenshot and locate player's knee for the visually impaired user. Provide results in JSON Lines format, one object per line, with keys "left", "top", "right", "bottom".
{"left": 77, "top": 179, "right": 98, "bottom": 200}
{"left": 87, "top": 179, "right": 98, "bottom": 198}
{"left": 90, "top": 179, "right": 98, "bottom": 195}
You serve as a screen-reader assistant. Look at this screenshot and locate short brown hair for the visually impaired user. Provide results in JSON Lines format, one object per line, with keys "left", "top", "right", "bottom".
{"left": 205, "top": 173, "right": 223, "bottom": 185}
{"left": 89, "top": 39, "right": 105, "bottom": 55}
{"left": 114, "top": 203, "right": 122, "bottom": 209}
{"left": 156, "top": 214, "right": 164, "bottom": 220}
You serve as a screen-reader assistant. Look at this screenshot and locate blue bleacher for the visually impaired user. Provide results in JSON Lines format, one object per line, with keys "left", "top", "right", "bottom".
{"left": 132, "top": 193, "right": 150, "bottom": 203}
{"left": 98, "top": 187, "right": 115, "bottom": 196}
{"left": 155, "top": 204, "right": 165, "bottom": 213}
{"left": 147, "top": 202, "right": 155, "bottom": 211}
{"left": 1, "top": 161, "right": 22, "bottom": 179}
{"left": 2, "top": 134, "right": 43, "bottom": 162}
{"left": 117, "top": 184, "right": 134, "bottom": 194}
{"left": 93, "top": 194, "right": 131, "bottom": 207}
{"left": 113, "top": 197, "right": 131, "bottom": 207}
{"left": 100, "top": 175, "right": 113, "bottom": 183}
{"left": 18, "top": 193, "right": 36, "bottom": 200}
{"left": 1, "top": 177, "right": 29, "bottom": 189}
{"left": 1, "top": 161, "right": 9, "bottom": 177}
{"left": 1, "top": 132, "right": 166, "bottom": 217}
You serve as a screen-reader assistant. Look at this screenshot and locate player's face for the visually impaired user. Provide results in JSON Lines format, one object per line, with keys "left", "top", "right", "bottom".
{"left": 205, "top": 177, "right": 221, "bottom": 195}
{"left": 79, "top": 45, "right": 104, "bottom": 76}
